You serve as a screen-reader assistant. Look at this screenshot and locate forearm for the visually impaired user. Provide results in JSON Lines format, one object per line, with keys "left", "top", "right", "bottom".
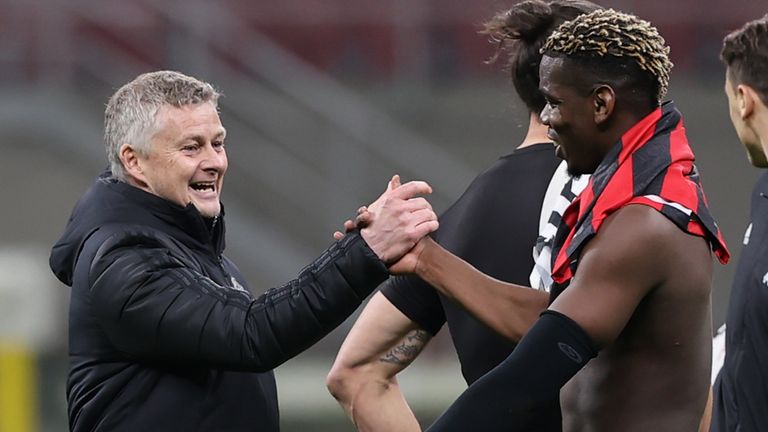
{"left": 415, "top": 238, "right": 548, "bottom": 341}
{"left": 242, "top": 232, "right": 390, "bottom": 370}
{"left": 698, "top": 387, "right": 712, "bottom": 432}
{"left": 426, "top": 311, "right": 596, "bottom": 432}
{"left": 91, "top": 231, "right": 388, "bottom": 371}
{"left": 328, "top": 292, "right": 428, "bottom": 431}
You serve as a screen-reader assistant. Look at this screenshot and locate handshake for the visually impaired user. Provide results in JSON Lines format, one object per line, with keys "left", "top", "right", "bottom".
{"left": 334, "top": 175, "right": 439, "bottom": 274}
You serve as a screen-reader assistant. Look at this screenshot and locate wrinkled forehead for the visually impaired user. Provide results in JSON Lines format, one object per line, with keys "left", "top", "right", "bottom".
{"left": 151, "top": 102, "right": 226, "bottom": 142}
{"left": 154, "top": 102, "right": 221, "bottom": 126}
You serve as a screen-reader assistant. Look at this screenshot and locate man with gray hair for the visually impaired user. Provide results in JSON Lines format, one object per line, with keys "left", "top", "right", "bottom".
{"left": 49, "top": 70, "right": 438, "bottom": 432}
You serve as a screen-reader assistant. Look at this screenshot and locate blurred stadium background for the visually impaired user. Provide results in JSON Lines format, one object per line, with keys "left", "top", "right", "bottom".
{"left": 0, "top": 0, "right": 765, "bottom": 430}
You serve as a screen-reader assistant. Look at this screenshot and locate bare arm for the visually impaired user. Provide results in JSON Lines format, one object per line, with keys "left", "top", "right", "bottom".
{"left": 327, "top": 292, "right": 431, "bottom": 432}
{"left": 390, "top": 237, "right": 548, "bottom": 341}
{"left": 425, "top": 205, "right": 692, "bottom": 431}
{"left": 699, "top": 387, "right": 713, "bottom": 432}
{"left": 548, "top": 205, "right": 679, "bottom": 347}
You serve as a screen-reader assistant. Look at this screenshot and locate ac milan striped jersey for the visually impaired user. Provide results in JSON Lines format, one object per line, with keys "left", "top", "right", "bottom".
{"left": 550, "top": 101, "right": 730, "bottom": 296}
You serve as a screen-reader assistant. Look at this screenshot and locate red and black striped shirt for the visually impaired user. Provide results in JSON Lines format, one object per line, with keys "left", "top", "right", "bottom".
{"left": 550, "top": 102, "right": 730, "bottom": 298}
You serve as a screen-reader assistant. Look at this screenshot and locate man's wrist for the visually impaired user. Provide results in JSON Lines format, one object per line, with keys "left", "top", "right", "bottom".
{"left": 359, "top": 227, "right": 391, "bottom": 265}
{"left": 413, "top": 238, "right": 437, "bottom": 280}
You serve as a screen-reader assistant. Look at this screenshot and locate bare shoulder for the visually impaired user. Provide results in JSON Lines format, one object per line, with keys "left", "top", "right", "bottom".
{"left": 578, "top": 205, "right": 690, "bottom": 287}
{"left": 593, "top": 204, "right": 711, "bottom": 270}
{"left": 554, "top": 204, "right": 712, "bottom": 348}
{"left": 598, "top": 204, "right": 687, "bottom": 249}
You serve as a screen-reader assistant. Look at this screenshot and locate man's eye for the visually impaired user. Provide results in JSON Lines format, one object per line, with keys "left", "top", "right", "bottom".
{"left": 213, "top": 140, "right": 225, "bottom": 149}
{"left": 182, "top": 144, "right": 199, "bottom": 152}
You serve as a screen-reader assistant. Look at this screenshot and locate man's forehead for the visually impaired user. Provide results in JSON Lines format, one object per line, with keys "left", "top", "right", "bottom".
{"left": 540, "top": 56, "right": 596, "bottom": 93}
{"left": 539, "top": 56, "right": 571, "bottom": 88}
{"left": 178, "top": 124, "right": 227, "bottom": 141}
{"left": 156, "top": 101, "right": 218, "bottom": 117}
{"left": 157, "top": 102, "right": 220, "bottom": 123}
{"left": 539, "top": 55, "right": 561, "bottom": 75}
{"left": 152, "top": 102, "right": 225, "bottom": 141}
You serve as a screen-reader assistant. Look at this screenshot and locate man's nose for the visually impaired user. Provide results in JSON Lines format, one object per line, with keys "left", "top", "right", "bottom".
{"left": 539, "top": 106, "right": 551, "bottom": 125}
{"left": 201, "top": 143, "right": 227, "bottom": 171}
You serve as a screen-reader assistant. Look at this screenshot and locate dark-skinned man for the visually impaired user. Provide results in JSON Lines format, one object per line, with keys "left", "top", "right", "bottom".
{"left": 362, "top": 9, "right": 730, "bottom": 432}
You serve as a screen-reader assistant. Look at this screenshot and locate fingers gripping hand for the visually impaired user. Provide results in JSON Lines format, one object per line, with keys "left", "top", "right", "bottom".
{"left": 355, "top": 198, "right": 432, "bottom": 230}
{"left": 332, "top": 219, "right": 358, "bottom": 240}
{"left": 342, "top": 176, "right": 398, "bottom": 239}
{"left": 361, "top": 175, "right": 439, "bottom": 264}
{"left": 388, "top": 236, "right": 436, "bottom": 275}
{"left": 333, "top": 207, "right": 367, "bottom": 240}
{"left": 364, "top": 175, "right": 401, "bottom": 217}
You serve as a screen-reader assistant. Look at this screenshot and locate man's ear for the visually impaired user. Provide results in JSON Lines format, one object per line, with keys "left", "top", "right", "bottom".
{"left": 736, "top": 84, "right": 756, "bottom": 120}
{"left": 593, "top": 85, "right": 615, "bottom": 126}
{"left": 119, "top": 143, "right": 147, "bottom": 184}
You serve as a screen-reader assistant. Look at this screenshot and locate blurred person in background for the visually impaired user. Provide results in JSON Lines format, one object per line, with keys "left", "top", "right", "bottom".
{"left": 48, "top": 70, "right": 438, "bottom": 432}
{"left": 710, "top": 14, "right": 768, "bottom": 432}
{"left": 381, "top": 9, "right": 730, "bottom": 431}
{"left": 326, "top": 1, "right": 600, "bottom": 431}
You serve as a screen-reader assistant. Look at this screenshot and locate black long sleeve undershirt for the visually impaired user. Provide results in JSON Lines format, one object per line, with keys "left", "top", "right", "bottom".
{"left": 426, "top": 310, "right": 597, "bottom": 432}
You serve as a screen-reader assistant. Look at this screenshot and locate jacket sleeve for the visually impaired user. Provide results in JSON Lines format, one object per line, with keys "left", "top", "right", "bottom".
{"left": 87, "top": 229, "right": 389, "bottom": 372}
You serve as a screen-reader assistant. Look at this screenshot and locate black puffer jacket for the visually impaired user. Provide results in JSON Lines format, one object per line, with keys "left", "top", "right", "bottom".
{"left": 50, "top": 173, "right": 389, "bottom": 432}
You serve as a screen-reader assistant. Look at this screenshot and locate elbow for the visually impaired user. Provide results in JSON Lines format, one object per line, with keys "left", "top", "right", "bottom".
{"left": 503, "top": 325, "right": 526, "bottom": 344}
{"left": 523, "top": 291, "right": 550, "bottom": 331}
{"left": 326, "top": 362, "right": 359, "bottom": 404}
{"left": 502, "top": 292, "right": 549, "bottom": 343}
{"left": 327, "top": 361, "right": 393, "bottom": 408}
{"left": 498, "top": 317, "right": 532, "bottom": 343}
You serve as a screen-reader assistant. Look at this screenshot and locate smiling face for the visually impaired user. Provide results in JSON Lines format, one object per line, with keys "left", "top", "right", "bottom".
{"left": 538, "top": 56, "right": 605, "bottom": 176}
{"left": 122, "top": 102, "right": 228, "bottom": 218}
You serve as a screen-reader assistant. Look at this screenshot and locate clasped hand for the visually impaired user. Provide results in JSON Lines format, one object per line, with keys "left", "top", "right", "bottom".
{"left": 334, "top": 175, "right": 438, "bottom": 270}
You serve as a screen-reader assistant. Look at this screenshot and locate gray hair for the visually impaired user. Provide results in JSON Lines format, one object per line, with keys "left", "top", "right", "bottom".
{"left": 104, "top": 70, "right": 221, "bottom": 180}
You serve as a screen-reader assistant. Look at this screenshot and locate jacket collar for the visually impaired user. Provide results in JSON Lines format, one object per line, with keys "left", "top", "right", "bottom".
{"left": 103, "top": 172, "right": 226, "bottom": 257}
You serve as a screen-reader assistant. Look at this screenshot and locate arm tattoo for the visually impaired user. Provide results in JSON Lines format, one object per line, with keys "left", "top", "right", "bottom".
{"left": 379, "top": 329, "right": 431, "bottom": 365}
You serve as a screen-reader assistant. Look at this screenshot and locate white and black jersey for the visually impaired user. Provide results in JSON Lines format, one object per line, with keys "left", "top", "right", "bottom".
{"left": 529, "top": 161, "right": 589, "bottom": 292}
